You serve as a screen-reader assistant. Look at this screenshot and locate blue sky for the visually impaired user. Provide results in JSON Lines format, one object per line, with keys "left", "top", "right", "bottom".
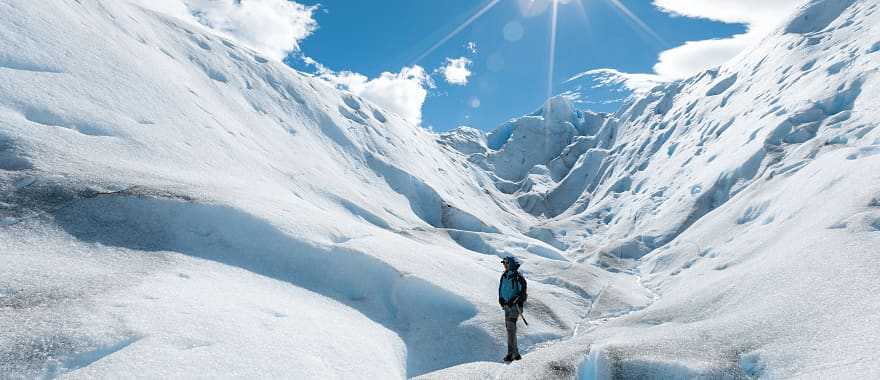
{"left": 288, "top": 0, "right": 745, "bottom": 131}
{"left": 151, "top": 0, "right": 803, "bottom": 132}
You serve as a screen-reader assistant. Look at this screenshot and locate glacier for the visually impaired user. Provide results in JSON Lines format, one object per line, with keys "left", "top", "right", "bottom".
{"left": 1, "top": 0, "right": 879, "bottom": 379}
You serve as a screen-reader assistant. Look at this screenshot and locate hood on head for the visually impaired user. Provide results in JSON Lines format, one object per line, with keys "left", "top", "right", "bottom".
{"left": 503, "top": 256, "right": 520, "bottom": 271}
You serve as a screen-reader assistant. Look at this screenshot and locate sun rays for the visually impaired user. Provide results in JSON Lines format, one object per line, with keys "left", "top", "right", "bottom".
{"left": 547, "top": 0, "right": 560, "bottom": 98}
{"left": 413, "top": 0, "right": 665, "bottom": 98}
{"left": 412, "top": 0, "right": 501, "bottom": 65}
{"left": 604, "top": 0, "right": 668, "bottom": 47}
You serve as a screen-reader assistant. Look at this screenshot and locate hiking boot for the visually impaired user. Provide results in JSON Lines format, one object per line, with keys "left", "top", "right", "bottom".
{"left": 513, "top": 353, "right": 522, "bottom": 361}
{"left": 503, "top": 354, "right": 513, "bottom": 362}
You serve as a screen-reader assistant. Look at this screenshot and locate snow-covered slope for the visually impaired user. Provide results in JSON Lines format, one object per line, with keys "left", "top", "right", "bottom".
{"left": 3, "top": 0, "right": 880, "bottom": 378}
{"left": 428, "top": 0, "right": 880, "bottom": 378}
{"left": 0, "top": 1, "right": 646, "bottom": 378}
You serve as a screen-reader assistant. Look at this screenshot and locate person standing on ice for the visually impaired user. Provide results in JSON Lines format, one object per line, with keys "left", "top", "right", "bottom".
{"left": 498, "top": 256, "right": 527, "bottom": 362}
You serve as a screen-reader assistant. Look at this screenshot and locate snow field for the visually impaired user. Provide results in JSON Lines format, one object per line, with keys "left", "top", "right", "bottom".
{"left": 429, "top": 0, "right": 880, "bottom": 377}
{"left": 0, "top": 1, "right": 642, "bottom": 377}
{"left": 3, "top": 0, "right": 880, "bottom": 378}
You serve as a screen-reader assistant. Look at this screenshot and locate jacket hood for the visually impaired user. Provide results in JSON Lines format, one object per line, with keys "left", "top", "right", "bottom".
{"left": 504, "top": 256, "right": 521, "bottom": 271}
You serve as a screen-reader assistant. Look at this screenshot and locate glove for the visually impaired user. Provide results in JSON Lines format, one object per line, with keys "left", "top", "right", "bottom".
{"left": 499, "top": 298, "right": 505, "bottom": 308}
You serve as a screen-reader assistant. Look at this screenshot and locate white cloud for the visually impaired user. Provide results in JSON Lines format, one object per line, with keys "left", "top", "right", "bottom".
{"left": 653, "top": 33, "right": 755, "bottom": 79}
{"left": 650, "top": 0, "right": 803, "bottom": 78}
{"left": 466, "top": 42, "right": 478, "bottom": 54}
{"left": 438, "top": 57, "right": 473, "bottom": 86}
{"left": 652, "top": 0, "right": 802, "bottom": 26}
{"left": 315, "top": 64, "right": 435, "bottom": 126}
{"left": 132, "top": 0, "right": 318, "bottom": 61}
{"left": 573, "top": 0, "right": 803, "bottom": 95}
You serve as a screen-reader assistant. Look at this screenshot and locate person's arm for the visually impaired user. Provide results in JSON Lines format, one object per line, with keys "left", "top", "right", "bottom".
{"left": 498, "top": 275, "right": 504, "bottom": 307}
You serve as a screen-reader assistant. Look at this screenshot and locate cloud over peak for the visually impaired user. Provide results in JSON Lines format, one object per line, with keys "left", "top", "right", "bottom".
{"left": 651, "top": 0, "right": 803, "bottom": 78}
{"left": 652, "top": 0, "right": 802, "bottom": 27}
{"left": 134, "top": 0, "right": 318, "bottom": 61}
{"left": 315, "top": 63, "right": 434, "bottom": 126}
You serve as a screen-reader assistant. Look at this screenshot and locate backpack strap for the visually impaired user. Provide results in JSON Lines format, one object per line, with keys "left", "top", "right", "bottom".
{"left": 516, "top": 271, "right": 527, "bottom": 304}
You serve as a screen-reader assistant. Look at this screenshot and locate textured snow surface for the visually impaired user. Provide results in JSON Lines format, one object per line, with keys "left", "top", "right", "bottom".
{"left": 2, "top": 0, "right": 880, "bottom": 379}
{"left": 429, "top": 0, "right": 880, "bottom": 378}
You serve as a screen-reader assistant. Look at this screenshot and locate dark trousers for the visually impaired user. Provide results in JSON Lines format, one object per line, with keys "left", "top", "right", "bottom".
{"left": 504, "top": 305, "right": 520, "bottom": 356}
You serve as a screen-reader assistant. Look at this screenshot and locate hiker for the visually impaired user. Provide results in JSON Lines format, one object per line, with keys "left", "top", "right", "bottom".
{"left": 498, "top": 256, "right": 527, "bottom": 362}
